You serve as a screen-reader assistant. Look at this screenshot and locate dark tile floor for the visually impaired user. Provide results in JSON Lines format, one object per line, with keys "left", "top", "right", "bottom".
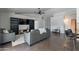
{"left": 0, "top": 33, "right": 78, "bottom": 51}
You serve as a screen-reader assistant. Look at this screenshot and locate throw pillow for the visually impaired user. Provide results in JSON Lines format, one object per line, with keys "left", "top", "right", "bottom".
{"left": 3, "top": 29, "right": 9, "bottom": 33}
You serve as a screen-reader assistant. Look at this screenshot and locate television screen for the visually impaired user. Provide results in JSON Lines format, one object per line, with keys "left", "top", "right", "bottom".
{"left": 19, "top": 25, "right": 29, "bottom": 30}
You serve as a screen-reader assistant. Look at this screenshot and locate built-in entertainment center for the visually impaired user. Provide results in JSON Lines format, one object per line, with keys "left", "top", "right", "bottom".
{"left": 10, "top": 17, "right": 34, "bottom": 34}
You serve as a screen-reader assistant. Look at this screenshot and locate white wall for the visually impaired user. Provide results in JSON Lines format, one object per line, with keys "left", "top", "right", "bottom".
{"left": 50, "top": 9, "right": 76, "bottom": 33}
{"left": 35, "top": 21, "right": 39, "bottom": 29}
{"left": 77, "top": 8, "right": 79, "bottom": 23}
{"left": 77, "top": 8, "right": 79, "bottom": 34}
{"left": 50, "top": 12, "right": 65, "bottom": 33}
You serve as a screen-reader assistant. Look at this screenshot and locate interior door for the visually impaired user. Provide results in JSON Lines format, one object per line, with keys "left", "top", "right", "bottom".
{"left": 70, "top": 19, "right": 76, "bottom": 33}
{"left": 77, "top": 20, "right": 79, "bottom": 34}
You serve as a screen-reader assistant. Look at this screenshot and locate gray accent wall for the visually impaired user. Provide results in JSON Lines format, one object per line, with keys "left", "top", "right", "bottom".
{"left": 0, "top": 12, "right": 11, "bottom": 30}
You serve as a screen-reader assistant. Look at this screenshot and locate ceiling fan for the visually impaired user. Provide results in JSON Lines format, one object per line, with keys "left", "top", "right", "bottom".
{"left": 34, "top": 8, "right": 45, "bottom": 15}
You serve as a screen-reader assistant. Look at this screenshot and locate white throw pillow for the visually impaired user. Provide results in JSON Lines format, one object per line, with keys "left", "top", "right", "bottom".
{"left": 31, "top": 29, "right": 34, "bottom": 32}
{"left": 38, "top": 28, "right": 46, "bottom": 34}
{"left": 3, "top": 30, "right": 9, "bottom": 33}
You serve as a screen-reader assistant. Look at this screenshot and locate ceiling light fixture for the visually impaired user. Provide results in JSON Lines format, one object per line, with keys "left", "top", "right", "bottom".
{"left": 34, "top": 8, "right": 45, "bottom": 15}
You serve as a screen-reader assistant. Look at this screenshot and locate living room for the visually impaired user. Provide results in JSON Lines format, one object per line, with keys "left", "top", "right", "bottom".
{"left": 0, "top": 8, "right": 78, "bottom": 51}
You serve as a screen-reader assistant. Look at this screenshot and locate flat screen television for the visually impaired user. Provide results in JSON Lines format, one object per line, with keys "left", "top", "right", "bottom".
{"left": 19, "top": 25, "right": 29, "bottom": 30}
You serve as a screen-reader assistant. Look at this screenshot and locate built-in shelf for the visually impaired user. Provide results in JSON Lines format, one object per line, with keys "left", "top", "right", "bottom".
{"left": 10, "top": 17, "right": 34, "bottom": 34}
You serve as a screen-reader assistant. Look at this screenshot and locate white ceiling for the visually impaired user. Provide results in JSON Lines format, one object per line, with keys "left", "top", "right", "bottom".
{"left": 45, "top": 8, "right": 76, "bottom": 14}
{"left": 0, "top": 8, "right": 50, "bottom": 14}
{"left": 0, "top": 8, "right": 76, "bottom": 15}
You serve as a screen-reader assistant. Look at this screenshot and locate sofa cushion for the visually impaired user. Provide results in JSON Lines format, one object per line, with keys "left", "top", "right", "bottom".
{"left": 38, "top": 28, "right": 46, "bottom": 34}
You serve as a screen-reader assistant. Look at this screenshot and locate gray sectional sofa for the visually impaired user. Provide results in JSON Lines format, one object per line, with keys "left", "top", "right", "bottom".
{"left": 0, "top": 28, "right": 16, "bottom": 44}
{"left": 24, "top": 28, "right": 50, "bottom": 46}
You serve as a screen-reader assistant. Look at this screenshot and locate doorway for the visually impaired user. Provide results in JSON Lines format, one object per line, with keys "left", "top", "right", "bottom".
{"left": 70, "top": 19, "right": 76, "bottom": 33}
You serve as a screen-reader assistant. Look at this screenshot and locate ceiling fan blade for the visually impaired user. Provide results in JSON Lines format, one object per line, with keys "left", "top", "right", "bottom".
{"left": 33, "top": 8, "right": 46, "bottom": 15}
